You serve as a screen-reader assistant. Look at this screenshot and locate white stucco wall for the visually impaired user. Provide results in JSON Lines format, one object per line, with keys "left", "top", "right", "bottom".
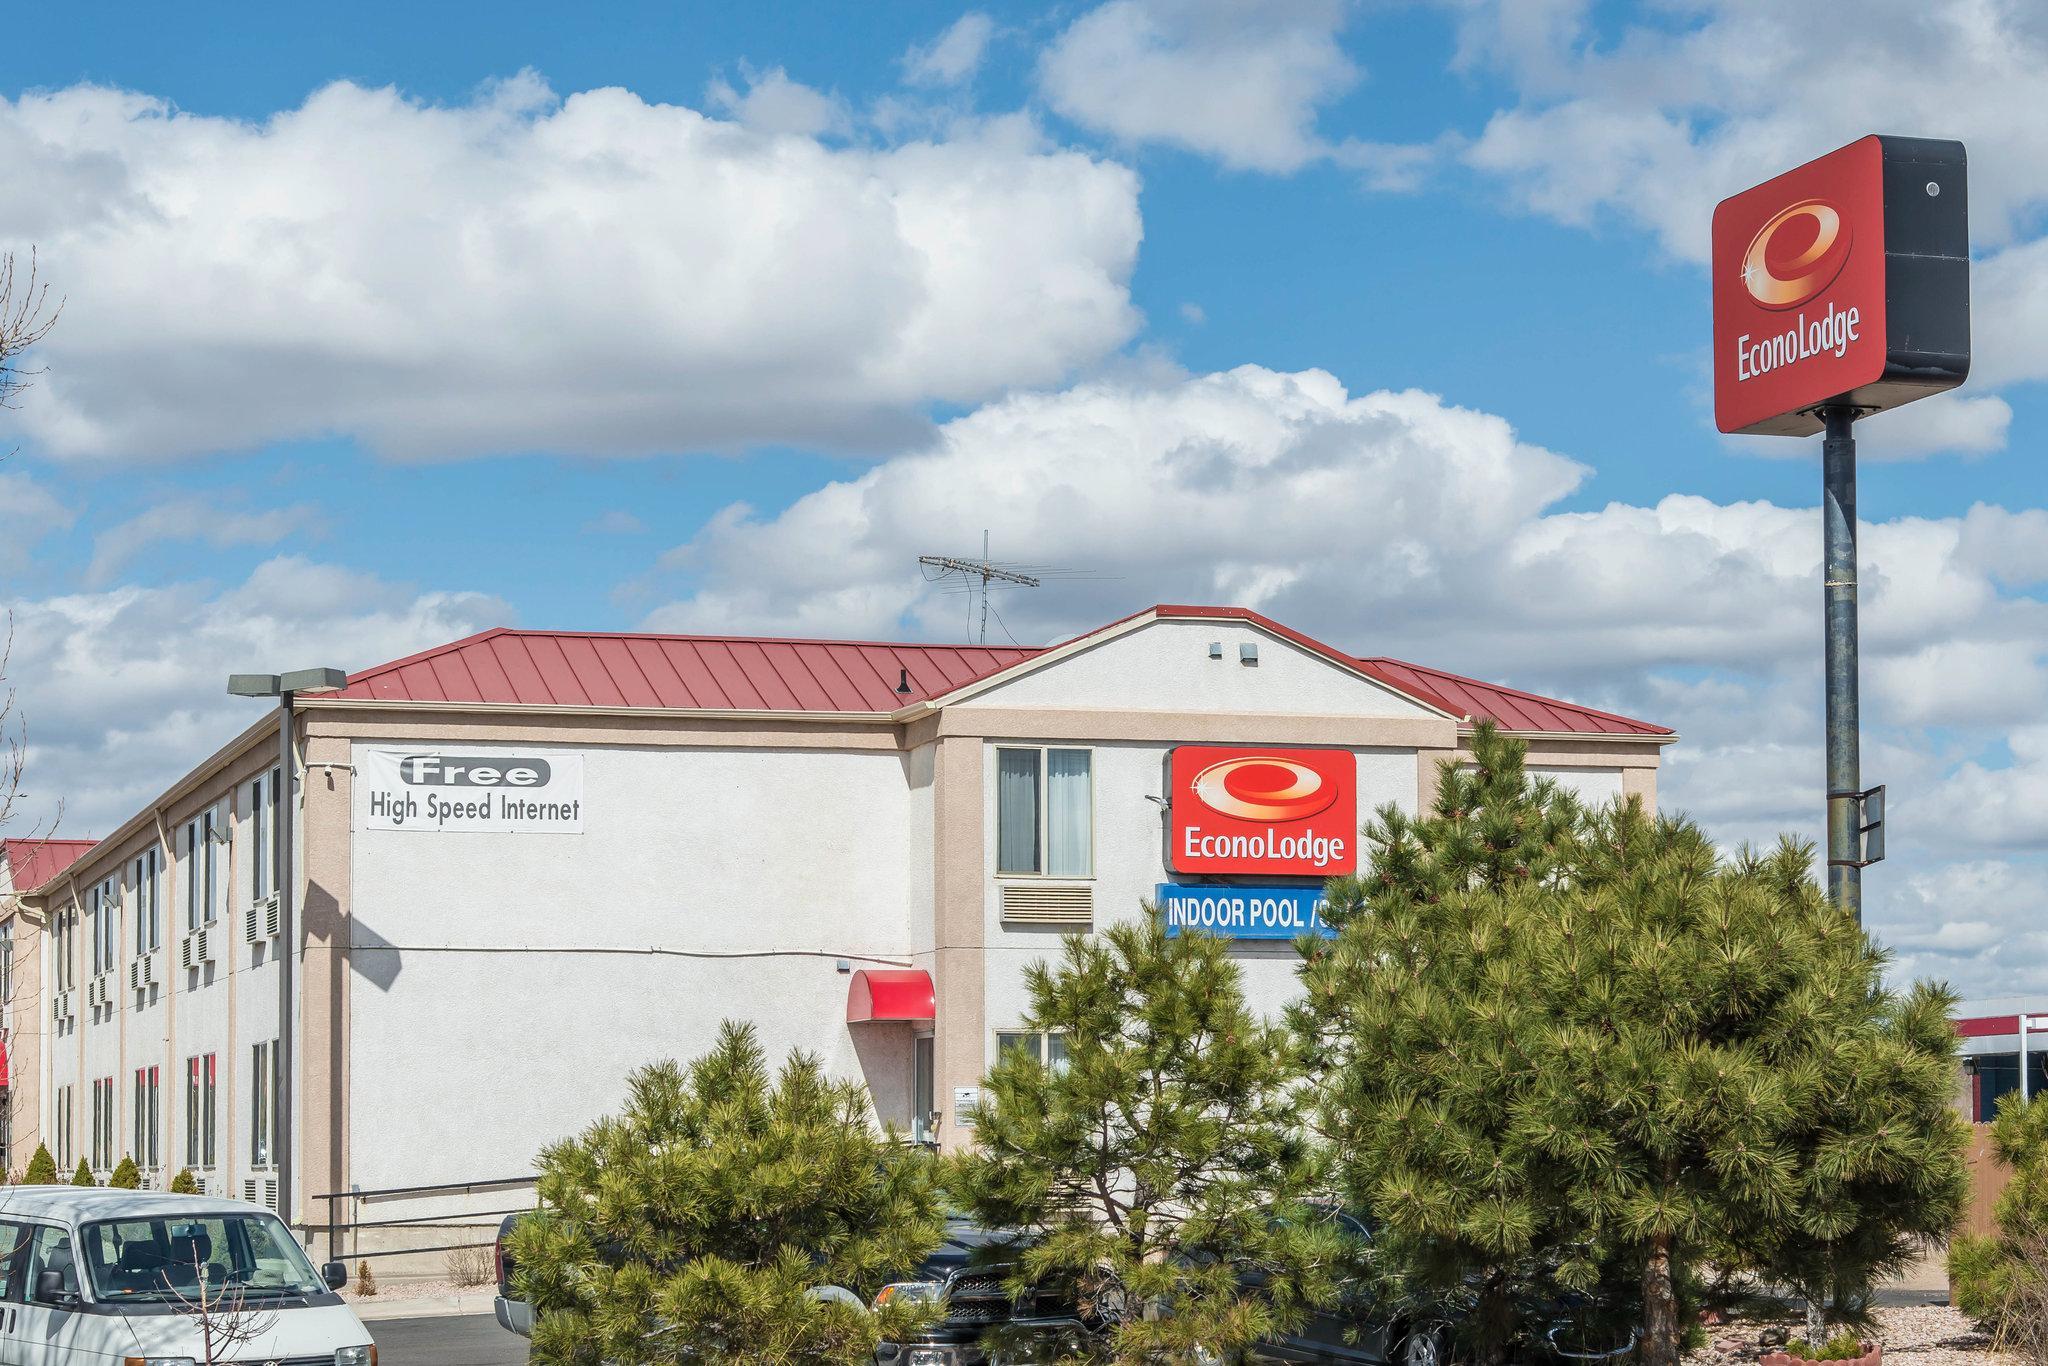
{"left": 346, "top": 742, "right": 923, "bottom": 1189}
{"left": 960, "top": 620, "right": 1440, "bottom": 719}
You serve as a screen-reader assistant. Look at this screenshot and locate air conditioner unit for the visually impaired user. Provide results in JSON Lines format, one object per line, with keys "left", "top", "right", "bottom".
{"left": 51, "top": 991, "right": 71, "bottom": 1024}
{"left": 179, "top": 927, "right": 216, "bottom": 971}
{"left": 128, "top": 956, "right": 157, "bottom": 991}
{"left": 245, "top": 892, "right": 281, "bottom": 944}
{"left": 242, "top": 1176, "right": 279, "bottom": 1211}
{"left": 999, "top": 882, "right": 1095, "bottom": 928}
{"left": 86, "top": 975, "right": 112, "bottom": 1010}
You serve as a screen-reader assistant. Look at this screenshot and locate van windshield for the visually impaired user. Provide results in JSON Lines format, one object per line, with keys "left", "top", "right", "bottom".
{"left": 79, "top": 1214, "right": 326, "bottom": 1303}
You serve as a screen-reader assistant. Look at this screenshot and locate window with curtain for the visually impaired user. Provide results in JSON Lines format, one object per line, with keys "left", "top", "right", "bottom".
{"left": 996, "top": 1030, "right": 1071, "bottom": 1073}
{"left": 251, "top": 1041, "right": 277, "bottom": 1168}
{"left": 996, "top": 747, "right": 1093, "bottom": 877}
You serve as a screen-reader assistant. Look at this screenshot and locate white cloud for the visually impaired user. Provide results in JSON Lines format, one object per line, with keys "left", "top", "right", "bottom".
{"left": 640, "top": 364, "right": 2048, "bottom": 995}
{"left": 3, "top": 556, "right": 506, "bottom": 839}
{"left": 1038, "top": 0, "right": 1363, "bottom": 173}
{"left": 904, "top": 13, "right": 998, "bottom": 87}
{"left": 0, "top": 74, "right": 1142, "bottom": 463}
{"left": 705, "top": 66, "right": 849, "bottom": 139}
{"left": 85, "top": 496, "right": 320, "bottom": 585}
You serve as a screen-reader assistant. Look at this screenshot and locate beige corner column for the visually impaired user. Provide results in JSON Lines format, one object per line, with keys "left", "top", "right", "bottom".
{"left": 297, "top": 731, "right": 354, "bottom": 1245}
{"left": 1622, "top": 766, "right": 1658, "bottom": 810}
{"left": 930, "top": 736, "right": 985, "bottom": 1155}
{"left": 1415, "top": 746, "right": 1458, "bottom": 814}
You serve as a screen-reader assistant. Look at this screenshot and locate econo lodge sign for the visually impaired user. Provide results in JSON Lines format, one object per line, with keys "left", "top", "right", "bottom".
{"left": 1713, "top": 135, "right": 1969, "bottom": 437}
{"left": 1167, "top": 746, "right": 1356, "bottom": 876}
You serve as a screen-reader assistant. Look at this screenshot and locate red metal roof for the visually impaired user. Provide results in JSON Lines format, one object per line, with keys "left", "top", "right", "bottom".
{"left": 1356, "top": 658, "right": 1675, "bottom": 738}
{"left": 1, "top": 839, "right": 97, "bottom": 894}
{"left": 329, "top": 609, "right": 1669, "bottom": 737}
{"left": 334, "top": 628, "right": 1041, "bottom": 712}
{"left": 846, "top": 969, "right": 936, "bottom": 1024}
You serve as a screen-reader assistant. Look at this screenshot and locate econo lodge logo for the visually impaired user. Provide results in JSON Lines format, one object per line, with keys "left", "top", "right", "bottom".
{"left": 1713, "top": 135, "right": 1889, "bottom": 436}
{"left": 1168, "top": 746, "right": 1356, "bottom": 876}
{"left": 1741, "top": 198, "right": 1851, "bottom": 309}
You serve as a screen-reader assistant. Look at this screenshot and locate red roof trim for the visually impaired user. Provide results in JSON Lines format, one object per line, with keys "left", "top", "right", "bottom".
{"left": 1957, "top": 1014, "right": 2023, "bottom": 1039}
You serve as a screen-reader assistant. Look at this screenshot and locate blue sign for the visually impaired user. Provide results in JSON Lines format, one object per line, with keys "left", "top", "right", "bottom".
{"left": 1156, "top": 884, "right": 1334, "bottom": 940}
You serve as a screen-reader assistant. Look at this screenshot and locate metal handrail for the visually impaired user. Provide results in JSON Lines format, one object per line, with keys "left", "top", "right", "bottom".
{"left": 313, "top": 1174, "right": 538, "bottom": 1262}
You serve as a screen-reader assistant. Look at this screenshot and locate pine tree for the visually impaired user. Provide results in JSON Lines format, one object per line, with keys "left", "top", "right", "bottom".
{"left": 507, "top": 1021, "right": 944, "bottom": 1366}
{"left": 169, "top": 1167, "right": 202, "bottom": 1195}
{"left": 22, "top": 1143, "right": 56, "bottom": 1184}
{"left": 71, "top": 1158, "right": 95, "bottom": 1187}
{"left": 1295, "top": 731, "right": 1967, "bottom": 1366}
{"left": 109, "top": 1155, "right": 141, "bottom": 1189}
{"left": 945, "top": 920, "right": 1342, "bottom": 1364}
{"left": 1949, "top": 1096, "right": 2048, "bottom": 1357}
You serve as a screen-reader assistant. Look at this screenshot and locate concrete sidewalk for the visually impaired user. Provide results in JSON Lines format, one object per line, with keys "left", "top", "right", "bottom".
{"left": 350, "top": 1288, "right": 498, "bottom": 1322}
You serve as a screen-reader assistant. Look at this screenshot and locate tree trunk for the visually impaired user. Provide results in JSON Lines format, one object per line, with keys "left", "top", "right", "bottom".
{"left": 1804, "top": 1295, "right": 1825, "bottom": 1348}
{"left": 1641, "top": 1233, "right": 1680, "bottom": 1366}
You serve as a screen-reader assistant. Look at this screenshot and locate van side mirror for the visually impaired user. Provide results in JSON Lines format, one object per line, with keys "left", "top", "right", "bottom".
{"left": 34, "top": 1267, "right": 76, "bottom": 1305}
{"left": 322, "top": 1260, "right": 348, "bottom": 1291}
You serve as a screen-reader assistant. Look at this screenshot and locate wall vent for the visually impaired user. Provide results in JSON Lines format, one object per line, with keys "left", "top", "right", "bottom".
{"left": 242, "top": 1175, "right": 279, "bottom": 1211}
{"left": 999, "top": 883, "right": 1094, "bottom": 928}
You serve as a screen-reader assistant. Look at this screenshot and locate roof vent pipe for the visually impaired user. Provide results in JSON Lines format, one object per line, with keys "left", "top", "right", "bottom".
{"left": 897, "top": 668, "right": 913, "bottom": 695}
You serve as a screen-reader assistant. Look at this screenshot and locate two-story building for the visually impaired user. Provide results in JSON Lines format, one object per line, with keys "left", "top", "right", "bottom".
{"left": 1, "top": 604, "right": 1673, "bottom": 1257}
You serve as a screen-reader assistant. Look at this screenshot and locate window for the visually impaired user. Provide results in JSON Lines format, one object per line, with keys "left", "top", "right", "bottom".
{"left": 204, "top": 806, "right": 222, "bottom": 924}
{"left": 90, "top": 1076, "right": 116, "bottom": 1171}
{"left": 0, "top": 1221, "right": 32, "bottom": 1302}
{"left": 185, "top": 1053, "right": 218, "bottom": 1168}
{"left": 133, "top": 1067, "right": 160, "bottom": 1170}
{"left": 250, "top": 1041, "right": 278, "bottom": 1169}
{"left": 249, "top": 768, "right": 283, "bottom": 904}
{"left": 26, "top": 1225, "right": 76, "bottom": 1302}
{"left": 54, "top": 1085, "right": 73, "bottom": 1167}
{"left": 132, "top": 849, "right": 161, "bottom": 955}
{"left": 1, "top": 919, "right": 12, "bottom": 1005}
{"left": 996, "top": 1030, "right": 1070, "bottom": 1072}
{"left": 996, "top": 747, "right": 1093, "bottom": 877}
{"left": 90, "top": 877, "right": 120, "bottom": 978}
{"left": 183, "top": 819, "right": 200, "bottom": 933}
{"left": 83, "top": 1213, "right": 324, "bottom": 1300}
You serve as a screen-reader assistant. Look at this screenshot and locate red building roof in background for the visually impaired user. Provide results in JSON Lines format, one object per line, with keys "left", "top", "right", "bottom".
{"left": 1, "top": 839, "right": 97, "bottom": 894}
{"left": 328, "top": 607, "right": 1671, "bottom": 737}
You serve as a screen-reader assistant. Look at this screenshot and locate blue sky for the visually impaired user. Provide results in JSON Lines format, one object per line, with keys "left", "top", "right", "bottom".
{"left": 2, "top": 0, "right": 2044, "bottom": 995}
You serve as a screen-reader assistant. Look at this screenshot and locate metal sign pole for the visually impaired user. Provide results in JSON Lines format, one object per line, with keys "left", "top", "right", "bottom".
{"left": 1820, "top": 405, "right": 1862, "bottom": 924}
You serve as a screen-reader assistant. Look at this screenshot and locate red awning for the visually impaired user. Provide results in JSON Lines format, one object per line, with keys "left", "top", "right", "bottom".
{"left": 847, "top": 969, "right": 935, "bottom": 1024}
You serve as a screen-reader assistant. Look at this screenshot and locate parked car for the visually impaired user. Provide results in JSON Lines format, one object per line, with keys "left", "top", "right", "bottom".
{"left": 0, "top": 1184, "right": 373, "bottom": 1363}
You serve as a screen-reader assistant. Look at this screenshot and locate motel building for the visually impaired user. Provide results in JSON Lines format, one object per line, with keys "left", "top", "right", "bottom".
{"left": 0, "top": 604, "right": 1674, "bottom": 1260}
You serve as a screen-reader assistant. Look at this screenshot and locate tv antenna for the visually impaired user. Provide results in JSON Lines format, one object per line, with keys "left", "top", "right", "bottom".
{"left": 919, "top": 532, "right": 1041, "bottom": 644}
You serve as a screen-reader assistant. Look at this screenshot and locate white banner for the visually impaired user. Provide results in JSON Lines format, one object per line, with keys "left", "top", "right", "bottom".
{"left": 355, "top": 747, "right": 585, "bottom": 834}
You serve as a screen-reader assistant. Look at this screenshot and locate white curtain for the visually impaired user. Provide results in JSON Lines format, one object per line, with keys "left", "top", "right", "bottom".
{"left": 1046, "top": 749, "right": 1092, "bottom": 877}
{"left": 998, "top": 749, "right": 1041, "bottom": 873}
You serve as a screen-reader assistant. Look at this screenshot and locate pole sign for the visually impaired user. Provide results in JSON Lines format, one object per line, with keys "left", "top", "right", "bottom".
{"left": 1166, "top": 746, "right": 1356, "bottom": 876}
{"left": 1713, "top": 135, "right": 1969, "bottom": 436}
{"left": 1157, "top": 884, "right": 1335, "bottom": 940}
{"left": 355, "top": 747, "right": 585, "bottom": 833}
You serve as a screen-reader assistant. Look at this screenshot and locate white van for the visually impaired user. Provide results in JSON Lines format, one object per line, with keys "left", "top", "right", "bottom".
{"left": 0, "top": 1186, "right": 376, "bottom": 1364}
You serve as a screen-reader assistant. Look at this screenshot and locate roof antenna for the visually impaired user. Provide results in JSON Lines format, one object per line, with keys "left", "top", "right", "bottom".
{"left": 918, "top": 531, "right": 1043, "bottom": 644}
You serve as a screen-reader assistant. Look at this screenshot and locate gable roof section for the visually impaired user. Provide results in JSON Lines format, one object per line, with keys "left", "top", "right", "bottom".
{"left": 334, "top": 627, "right": 1040, "bottom": 713}
{"left": 1, "top": 839, "right": 97, "bottom": 895}
{"left": 323, "top": 608, "right": 1670, "bottom": 738}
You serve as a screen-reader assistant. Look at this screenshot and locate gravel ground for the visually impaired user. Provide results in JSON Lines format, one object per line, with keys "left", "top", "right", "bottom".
{"left": 1689, "top": 1306, "right": 2002, "bottom": 1366}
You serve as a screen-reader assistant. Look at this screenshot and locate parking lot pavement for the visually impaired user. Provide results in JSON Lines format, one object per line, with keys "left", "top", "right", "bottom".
{"left": 371, "top": 1312, "right": 527, "bottom": 1365}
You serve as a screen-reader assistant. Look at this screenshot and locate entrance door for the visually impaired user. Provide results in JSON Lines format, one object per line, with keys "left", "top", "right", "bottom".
{"left": 912, "top": 1034, "right": 936, "bottom": 1146}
